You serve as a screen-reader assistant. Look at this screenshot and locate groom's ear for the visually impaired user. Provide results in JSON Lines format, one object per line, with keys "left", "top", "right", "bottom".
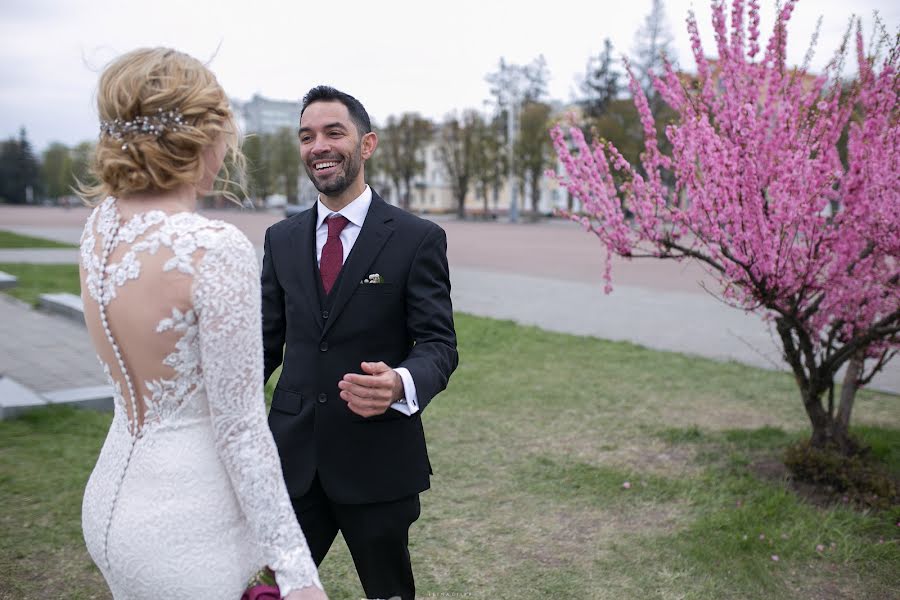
{"left": 361, "top": 131, "right": 378, "bottom": 160}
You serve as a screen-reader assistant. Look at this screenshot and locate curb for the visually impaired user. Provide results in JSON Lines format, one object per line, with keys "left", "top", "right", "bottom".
{"left": 0, "top": 376, "right": 114, "bottom": 420}
{"left": 39, "top": 292, "right": 85, "bottom": 324}
{"left": 0, "top": 270, "right": 17, "bottom": 290}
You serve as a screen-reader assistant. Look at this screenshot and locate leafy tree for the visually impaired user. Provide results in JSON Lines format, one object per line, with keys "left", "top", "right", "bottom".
{"left": 515, "top": 102, "right": 554, "bottom": 217}
{"left": 243, "top": 133, "right": 275, "bottom": 203}
{"left": 0, "top": 128, "right": 41, "bottom": 203}
{"left": 378, "top": 113, "right": 433, "bottom": 210}
{"left": 362, "top": 120, "right": 389, "bottom": 200}
{"left": 552, "top": 1, "right": 899, "bottom": 455}
{"left": 0, "top": 139, "right": 16, "bottom": 202}
{"left": 41, "top": 143, "right": 73, "bottom": 200}
{"left": 437, "top": 110, "right": 482, "bottom": 219}
{"left": 472, "top": 113, "right": 506, "bottom": 217}
{"left": 589, "top": 98, "right": 644, "bottom": 166}
{"left": 270, "top": 128, "right": 301, "bottom": 204}
{"left": 70, "top": 141, "right": 95, "bottom": 188}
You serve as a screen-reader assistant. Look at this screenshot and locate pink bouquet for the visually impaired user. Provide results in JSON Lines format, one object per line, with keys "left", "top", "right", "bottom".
{"left": 242, "top": 568, "right": 280, "bottom": 600}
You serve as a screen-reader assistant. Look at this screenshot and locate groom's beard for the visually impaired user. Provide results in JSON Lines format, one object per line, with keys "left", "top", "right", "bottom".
{"left": 305, "top": 145, "right": 363, "bottom": 197}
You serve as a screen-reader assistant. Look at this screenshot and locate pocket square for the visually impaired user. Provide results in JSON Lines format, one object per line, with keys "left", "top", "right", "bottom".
{"left": 361, "top": 273, "right": 384, "bottom": 284}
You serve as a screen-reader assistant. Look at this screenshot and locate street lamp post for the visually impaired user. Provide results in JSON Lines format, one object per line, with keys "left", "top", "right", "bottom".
{"left": 507, "top": 97, "right": 519, "bottom": 223}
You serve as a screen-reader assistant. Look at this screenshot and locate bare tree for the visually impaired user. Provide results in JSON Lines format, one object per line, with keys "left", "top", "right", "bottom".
{"left": 486, "top": 55, "right": 550, "bottom": 107}
{"left": 378, "top": 113, "right": 433, "bottom": 210}
{"left": 515, "top": 102, "right": 554, "bottom": 218}
{"left": 486, "top": 55, "right": 551, "bottom": 221}
{"left": 472, "top": 113, "right": 506, "bottom": 218}
{"left": 437, "top": 110, "right": 482, "bottom": 219}
{"left": 632, "top": 0, "right": 674, "bottom": 105}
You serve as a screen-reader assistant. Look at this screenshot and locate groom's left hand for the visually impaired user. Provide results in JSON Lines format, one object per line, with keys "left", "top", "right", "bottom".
{"left": 338, "top": 361, "right": 403, "bottom": 417}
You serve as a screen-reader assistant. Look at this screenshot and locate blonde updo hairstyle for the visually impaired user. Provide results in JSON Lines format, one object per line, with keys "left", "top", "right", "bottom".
{"left": 79, "top": 47, "right": 245, "bottom": 205}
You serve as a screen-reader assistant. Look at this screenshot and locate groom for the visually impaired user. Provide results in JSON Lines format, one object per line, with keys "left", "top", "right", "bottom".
{"left": 262, "top": 86, "right": 458, "bottom": 600}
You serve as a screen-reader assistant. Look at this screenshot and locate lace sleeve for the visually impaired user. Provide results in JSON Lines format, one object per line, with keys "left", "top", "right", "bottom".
{"left": 193, "top": 225, "right": 322, "bottom": 596}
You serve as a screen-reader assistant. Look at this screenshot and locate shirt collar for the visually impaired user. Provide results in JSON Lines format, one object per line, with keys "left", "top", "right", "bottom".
{"left": 315, "top": 185, "right": 372, "bottom": 230}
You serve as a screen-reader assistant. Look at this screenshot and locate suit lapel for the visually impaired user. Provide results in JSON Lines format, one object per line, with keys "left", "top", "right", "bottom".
{"left": 291, "top": 208, "right": 325, "bottom": 330}
{"left": 322, "top": 194, "right": 394, "bottom": 337}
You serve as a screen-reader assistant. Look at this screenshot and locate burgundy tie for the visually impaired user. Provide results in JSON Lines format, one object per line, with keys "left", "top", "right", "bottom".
{"left": 320, "top": 214, "right": 350, "bottom": 295}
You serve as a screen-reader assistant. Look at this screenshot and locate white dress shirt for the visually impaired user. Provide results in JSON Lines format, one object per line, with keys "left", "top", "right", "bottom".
{"left": 315, "top": 186, "right": 420, "bottom": 416}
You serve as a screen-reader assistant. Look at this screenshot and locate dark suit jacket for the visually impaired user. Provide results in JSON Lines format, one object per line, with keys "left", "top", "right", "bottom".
{"left": 262, "top": 192, "right": 458, "bottom": 504}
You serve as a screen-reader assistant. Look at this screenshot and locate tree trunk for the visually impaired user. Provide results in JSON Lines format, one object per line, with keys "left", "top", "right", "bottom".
{"left": 401, "top": 180, "right": 411, "bottom": 211}
{"left": 803, "top": 384, "right": 833, "bottom": 449}
{"left": 832, "top": 351, "right": 865, "bottom": 452}
{"left": 805, "top": 363, "right": 861, "bottom": 455}
{"left": 776, "top": 317, "right": 861, "bottom": 457}
{"left": 457, "top": 192, "right": 466, "bottom": 220}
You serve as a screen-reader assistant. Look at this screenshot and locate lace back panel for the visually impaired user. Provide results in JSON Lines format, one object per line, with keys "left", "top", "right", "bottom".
{"left": 81, "top": 198, "right": 219, "bottom": 436}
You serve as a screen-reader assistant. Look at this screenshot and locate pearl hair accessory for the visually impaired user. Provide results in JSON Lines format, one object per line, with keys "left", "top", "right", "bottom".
{"left": 100, "top": 108, "right": 184, "bottom": 150}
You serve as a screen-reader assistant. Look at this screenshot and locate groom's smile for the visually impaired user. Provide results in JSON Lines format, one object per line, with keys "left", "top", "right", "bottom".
{"left": 311, "top": 157, "right": 342, "bottom": 178}
{"left": 314, "top": 160, "right": 339, "bottom": 172}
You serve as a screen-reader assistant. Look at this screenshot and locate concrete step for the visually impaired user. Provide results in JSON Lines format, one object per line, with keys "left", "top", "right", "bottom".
{"left": 44, "top": 385, "right": 114, "bottom": 411}
{"left": 0, "top": 270, "right": 17, "bottom": 290}
{"left": 39, "top": 292, "right": 84, "bottom": 324}
{"left": 0, "top": 376, "right": 114, "bottom": 420}
{"left": 0, "top": 376, "right": 48, "bottom": 419}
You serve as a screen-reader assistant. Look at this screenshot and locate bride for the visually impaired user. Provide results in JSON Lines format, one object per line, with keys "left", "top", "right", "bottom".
{"left": 77, "top": 48, "right": 327, "bottom": 599}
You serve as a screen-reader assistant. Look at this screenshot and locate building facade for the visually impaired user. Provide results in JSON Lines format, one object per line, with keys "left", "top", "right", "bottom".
{"left": 233, "top": 94, "right": 299, "bottom": 135}
{"left": 374, "top": 126, "right": 572, "bottom": 217}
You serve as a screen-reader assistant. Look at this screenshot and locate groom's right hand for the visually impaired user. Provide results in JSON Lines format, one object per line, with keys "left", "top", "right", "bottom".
{"left": 338, "top": 361, "right": 403, "bottom": 417}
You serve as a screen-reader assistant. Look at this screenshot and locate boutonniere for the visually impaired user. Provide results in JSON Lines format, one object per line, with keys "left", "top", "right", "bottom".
{"left": 361, "top": 273, "right": 384, "bottom": 284}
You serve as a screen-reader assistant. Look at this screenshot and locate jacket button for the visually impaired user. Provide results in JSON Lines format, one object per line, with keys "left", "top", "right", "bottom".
{"left": 322, "top": 310, "right": 329, "bottom": 319}
{"left": 319, "top": 341, "right": 328, "bottom": 352}
{"left": 317, "top": 393, "right": 327, "bottom": 404}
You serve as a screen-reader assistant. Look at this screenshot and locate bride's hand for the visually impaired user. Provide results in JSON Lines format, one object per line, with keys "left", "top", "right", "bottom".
{"left": 284, "top": 586, "right": 328, "bottom": 600}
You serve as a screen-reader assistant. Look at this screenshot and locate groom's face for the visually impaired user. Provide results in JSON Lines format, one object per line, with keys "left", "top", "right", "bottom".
{"left": 298, "top": 100, "right": 365, "bottom": 197}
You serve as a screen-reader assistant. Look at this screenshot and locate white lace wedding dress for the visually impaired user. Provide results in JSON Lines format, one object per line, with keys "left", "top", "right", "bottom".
{"left": 79, "top": 197, "right": 321, "bottom": 599}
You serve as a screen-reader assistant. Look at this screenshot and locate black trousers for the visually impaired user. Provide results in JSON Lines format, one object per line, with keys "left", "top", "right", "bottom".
{"left": 291, "top": 474, "right": 421, "bottom": 600}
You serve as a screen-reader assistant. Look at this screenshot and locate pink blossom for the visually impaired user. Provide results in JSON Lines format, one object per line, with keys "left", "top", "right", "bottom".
{"left": 550, "top": 0, "right": 898, "bottom": 420}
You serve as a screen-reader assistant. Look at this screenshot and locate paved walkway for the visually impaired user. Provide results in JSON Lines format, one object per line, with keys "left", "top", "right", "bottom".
{"left": 451, "top": 268, "right": 900, "bottom": 394}
{"left": 1, "top": 206, "right": 897, "bottom": 398}
{"left": 0, "top": 294, "right": 106, "bottom": 393}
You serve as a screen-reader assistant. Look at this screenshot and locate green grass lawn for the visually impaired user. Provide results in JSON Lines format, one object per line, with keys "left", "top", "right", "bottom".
{"left": 0, "top": 230, "right": 77, "bottom": 249}
{"left": 0, "top": 263, "right": 80, "bottom": 306}
{"left": 1, "top": 315, "right": 898, "bottom": 599}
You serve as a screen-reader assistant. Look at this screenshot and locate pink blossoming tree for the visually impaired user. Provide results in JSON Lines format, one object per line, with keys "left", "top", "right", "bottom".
{"left": 551, "top": 0, "right": 898, "bottom": 454}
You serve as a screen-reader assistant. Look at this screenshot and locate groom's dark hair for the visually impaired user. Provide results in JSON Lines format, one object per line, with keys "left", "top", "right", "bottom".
{"left": 299, "top": 85, "right": 372, "bottom": 136}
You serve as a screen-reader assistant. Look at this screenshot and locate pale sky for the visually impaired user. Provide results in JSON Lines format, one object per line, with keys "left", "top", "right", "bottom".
{"left": 1, "top": 0, "right": 896, "bottom": 152}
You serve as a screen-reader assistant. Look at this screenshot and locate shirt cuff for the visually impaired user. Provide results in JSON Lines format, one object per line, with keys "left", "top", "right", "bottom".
{"left": 390, "top": 367, "right": 419, "bottom": 416}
